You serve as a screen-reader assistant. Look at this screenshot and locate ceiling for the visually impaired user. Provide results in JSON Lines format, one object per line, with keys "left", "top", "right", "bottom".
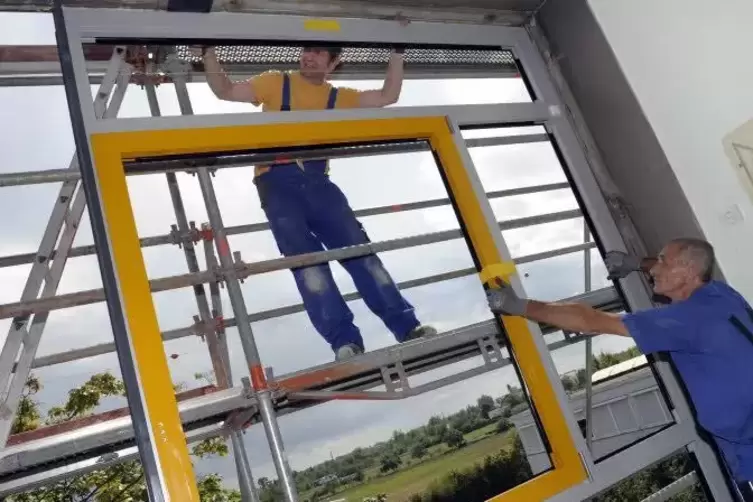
{"left": 0, "top": 0, "right": 547, "bottom": 25}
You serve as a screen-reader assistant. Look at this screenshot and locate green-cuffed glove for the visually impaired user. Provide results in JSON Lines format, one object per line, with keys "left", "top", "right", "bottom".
{"left": 486, "top": 282, "right": 528, "bottom": 316}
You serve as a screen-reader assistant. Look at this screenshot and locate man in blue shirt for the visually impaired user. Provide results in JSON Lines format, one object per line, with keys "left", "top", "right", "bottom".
{"left": 486, "top": 238, "right": 753, "bottom": 500}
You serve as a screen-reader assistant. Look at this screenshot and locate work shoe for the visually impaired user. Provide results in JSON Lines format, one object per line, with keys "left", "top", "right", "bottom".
{"left": 403, "top": 325, "right": 438, "bottom": 342}
{"left": 335, "top": 343, "right": 365, "bottom": 361}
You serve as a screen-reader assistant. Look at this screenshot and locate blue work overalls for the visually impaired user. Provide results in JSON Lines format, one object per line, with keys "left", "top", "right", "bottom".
{"left": 254, "top": 73, "right": 420, "bottom": 352}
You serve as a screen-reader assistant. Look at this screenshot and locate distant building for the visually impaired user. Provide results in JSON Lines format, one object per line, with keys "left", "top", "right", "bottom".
{"left": 510, "top": 356, "right": 673, "bottom": 473}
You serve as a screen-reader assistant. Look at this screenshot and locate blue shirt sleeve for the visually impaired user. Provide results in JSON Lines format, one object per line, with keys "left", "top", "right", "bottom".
{"left": 621, "top": 303, "right": 701, "bottom": 354}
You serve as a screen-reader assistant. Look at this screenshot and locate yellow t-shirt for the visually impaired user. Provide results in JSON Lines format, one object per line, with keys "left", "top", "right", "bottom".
{"left": 248, "top": 71, "right": 363, "bottom": 176}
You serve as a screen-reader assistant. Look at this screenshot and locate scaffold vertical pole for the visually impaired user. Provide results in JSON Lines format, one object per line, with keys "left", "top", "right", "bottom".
{"left": 0, "top": 46, "right": 131, "bottom": 448}
{"left": 167, "top": 61, "right": 298, "bottom": 501}
{"left": 202, "top": 223, "right": 260, "bottom": 502}
{"left": 583, "top": 221, "right": 594, "bottom": 453}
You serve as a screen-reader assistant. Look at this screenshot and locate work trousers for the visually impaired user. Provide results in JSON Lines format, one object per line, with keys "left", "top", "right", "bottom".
{"left": 255, "top": 164, "right": 420, "bottom": 351}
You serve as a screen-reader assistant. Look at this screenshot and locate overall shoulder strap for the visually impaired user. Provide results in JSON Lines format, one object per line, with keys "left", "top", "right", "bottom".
{"left": 326, "top": 87, "right": 338, "bottom": 110}
{"left": 281, "top": 73, "right": 291, "bottom": 111}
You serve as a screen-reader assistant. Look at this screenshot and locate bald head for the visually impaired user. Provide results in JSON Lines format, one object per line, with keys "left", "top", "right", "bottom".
{"left": 670, "top": 238, "right": 715, "bottom": 282}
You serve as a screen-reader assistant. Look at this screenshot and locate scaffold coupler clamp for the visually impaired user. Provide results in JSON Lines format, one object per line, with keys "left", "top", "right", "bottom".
{"left": 233, "top": 251, "right": 245, "bottom": 283}
{"left": 168, "top": 222, "right": 203, "bottom": 248}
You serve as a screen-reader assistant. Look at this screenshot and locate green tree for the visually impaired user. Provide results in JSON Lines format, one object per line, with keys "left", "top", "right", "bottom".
{"left": 379, "top": 453, "right": 402, "bottom": 473}
{"left": 7, "top": 372, "right": 239, "bottom": 502}
{"left": 411, "top": 441, "right": 428, "bottom": 460}
{"left": 11, "top": 375, "right": 41, "bottom": 434}
{"left": 495, "top": 418, "right": 512, "bottom": 434}
{"left": 477, "top": 395, "right": 495, "bottom": 419}
{"left": 445, "top": 428, "right": 466, "bottom": 449}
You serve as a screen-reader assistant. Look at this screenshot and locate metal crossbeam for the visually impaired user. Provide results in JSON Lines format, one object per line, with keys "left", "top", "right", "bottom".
{"left": 0, "top": 286, "right": 621, "bottom": 494}
{"left": 0, "top": 48, "right": 132, "bottom": 450}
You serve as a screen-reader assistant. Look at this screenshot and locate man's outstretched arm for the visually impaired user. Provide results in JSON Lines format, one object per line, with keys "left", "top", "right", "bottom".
{"left": 199, "top": 47, "right": 259, "bottom": 103}
{"left": 357, "top": 50, "right": 405, "bottom": 108}
{"left": 524, "top": 300, "right": 630, "bottom": 337}
{"left": 486, "top": 281, "right": 630, "bottom": 337}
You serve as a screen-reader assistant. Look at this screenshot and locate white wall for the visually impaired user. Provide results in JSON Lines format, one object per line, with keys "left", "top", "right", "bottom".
{"left": 587, "top": 0, "right": 753, "bottom": 299}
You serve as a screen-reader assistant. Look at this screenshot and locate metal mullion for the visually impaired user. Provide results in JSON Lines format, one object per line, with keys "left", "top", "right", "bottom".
{"left": 0, "top": 181, "right": 569, "bottom": 269}
{"left": 28, "top": 242, "right": 599, "bottom": 370}
{"left": 0, "top": 209, "right": 582, "bottom": 320}
{"left": 56, "top": 4, "right": 182, "bottom": 500}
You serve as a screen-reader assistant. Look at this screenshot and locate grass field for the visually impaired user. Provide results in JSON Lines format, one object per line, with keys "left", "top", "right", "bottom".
{"left": 322, "top": 426, "right": 515, "bottom": 502}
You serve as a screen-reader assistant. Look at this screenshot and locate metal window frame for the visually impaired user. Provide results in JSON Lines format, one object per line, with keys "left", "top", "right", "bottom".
{"left": 55, "top": 5, "right": 734, "bottom": 502}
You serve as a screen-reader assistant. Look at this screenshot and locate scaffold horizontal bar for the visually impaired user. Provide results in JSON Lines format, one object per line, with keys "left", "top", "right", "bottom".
{"left": 0, "top": 209, "right": 582, "bottom": 320}
{"left": 0, "top": 287, "right": 620, "bottom": 484}
{"left": 0, "top": 423, "right": 226, "bottom": 497}
{"left": 0, "top": 385, "right": 252, "bottom": 478}
{"left": 0, "top": 181, "right": 568, "bottom": 270}
{"left": 0, "top": 134, "right": 548, "bottom": 188}
{"left": 29, "top": 241, "right": 596, "bottom": 370}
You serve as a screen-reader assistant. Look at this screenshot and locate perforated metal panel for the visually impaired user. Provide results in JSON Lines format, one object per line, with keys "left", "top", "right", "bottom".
{"left": 174, "top": 45, "right": 518, "bottom": 77}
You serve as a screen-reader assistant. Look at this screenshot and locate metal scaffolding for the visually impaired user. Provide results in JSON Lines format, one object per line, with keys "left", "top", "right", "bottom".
{"left": 0, "top": 4, "right": 737, "bottom": 502}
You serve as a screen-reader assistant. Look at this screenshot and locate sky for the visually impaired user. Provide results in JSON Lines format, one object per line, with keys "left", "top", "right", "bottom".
{"left": 0, "top": 12, "right": 640, "bottom": 490}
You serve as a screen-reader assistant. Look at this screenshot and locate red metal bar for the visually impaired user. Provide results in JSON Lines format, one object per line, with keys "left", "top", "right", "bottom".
{"left": 6, "top": 385, "right": 218, "bottom": 446}
{"left": 0, "top": 45, "right": 115, "bottom": 63}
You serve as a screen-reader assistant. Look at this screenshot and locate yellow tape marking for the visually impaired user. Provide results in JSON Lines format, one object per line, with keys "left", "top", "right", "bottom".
{"left": 479, "top": 262, "right": 516, "bottom": 286}
{"left": 303, "top": 19, "right": 341, "bottom": 32}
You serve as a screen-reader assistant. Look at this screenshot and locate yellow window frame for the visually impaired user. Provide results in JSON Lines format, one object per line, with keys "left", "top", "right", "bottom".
{"left": 89, "top": 115, "right": 587, "bottom": 501}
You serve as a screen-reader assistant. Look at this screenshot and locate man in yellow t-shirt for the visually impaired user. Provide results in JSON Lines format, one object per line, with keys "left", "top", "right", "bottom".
{"left": 198, "top": 45, "right": 436, "bottom": 360}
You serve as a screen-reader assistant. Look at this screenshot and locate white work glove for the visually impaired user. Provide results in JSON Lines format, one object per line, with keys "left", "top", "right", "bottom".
{"left": 486, "top": 282, "right": 528, "bottom": 316}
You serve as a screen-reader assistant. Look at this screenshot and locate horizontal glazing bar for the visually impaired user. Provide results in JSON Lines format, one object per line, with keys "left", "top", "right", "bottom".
{"left": 0, "top": 132, "right": 546, "bottom": 188}
{"left": 29, "top": 242, "right": 597, "bottom": 370}
{"left": 0, "top": 180, "right": 566, "bottom": 269}
{"left": 123, "top": 134, "right": 548, "bottom": 175}
{"left": 89, "top": 102, "right": 551, "bottom": 135}
{"left": 0, "top": 209, "right": 581, "bottom": 320}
